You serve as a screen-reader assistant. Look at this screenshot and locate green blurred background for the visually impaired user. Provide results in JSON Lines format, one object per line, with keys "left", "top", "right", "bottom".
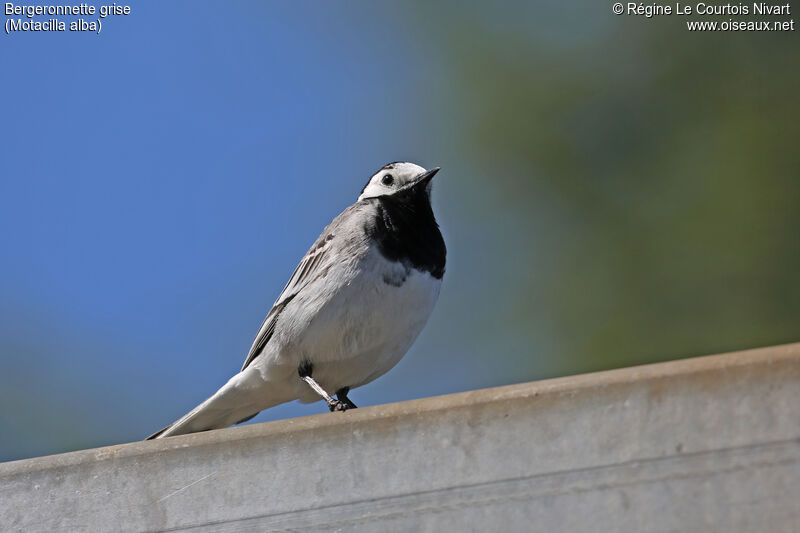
{"left": 1, "top": 1, "right": 798, "bottom": 462}
{"left": 417, "top": 2, "right": 800, "bottom": 375}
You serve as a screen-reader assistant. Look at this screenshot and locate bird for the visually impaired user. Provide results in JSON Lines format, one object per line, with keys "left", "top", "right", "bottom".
{"left": 147, "top": 162, "right": 446, "bottom": 439}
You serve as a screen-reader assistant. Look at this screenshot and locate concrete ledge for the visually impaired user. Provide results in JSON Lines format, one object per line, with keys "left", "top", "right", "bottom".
{"left": 1, "top": 343, "right": 799, "bottom": 532}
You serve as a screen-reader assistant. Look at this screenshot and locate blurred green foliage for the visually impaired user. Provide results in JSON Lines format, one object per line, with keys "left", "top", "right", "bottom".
{"left": 405, "top": 2, "right": 799, "bottom": 375}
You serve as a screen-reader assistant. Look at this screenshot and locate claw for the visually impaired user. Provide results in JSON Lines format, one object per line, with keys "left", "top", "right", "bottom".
{"left": 328, "top": 400, "right": 351, "bottom": 412}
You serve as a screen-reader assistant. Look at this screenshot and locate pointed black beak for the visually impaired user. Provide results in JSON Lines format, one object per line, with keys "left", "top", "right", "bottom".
{"left": 411, "top": 167, "right": 440, "bottom": 188}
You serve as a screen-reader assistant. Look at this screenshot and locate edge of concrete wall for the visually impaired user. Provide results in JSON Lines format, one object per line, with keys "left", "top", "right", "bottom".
{"left": 4, "top": 342, "right": 796, "bottom": 474}
{"left": 2, "top": 342, "right": 799, "bottom": 532}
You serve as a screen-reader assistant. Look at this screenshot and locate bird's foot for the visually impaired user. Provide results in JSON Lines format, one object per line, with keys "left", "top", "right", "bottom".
{"left": 328, "top": 399, "right": 351, "bottom": 412}
{"left": 334, "top": 387, "right": 357, "bottom": 411}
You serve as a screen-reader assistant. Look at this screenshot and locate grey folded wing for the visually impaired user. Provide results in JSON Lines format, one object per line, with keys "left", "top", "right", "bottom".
{"left": 240, "top": 232, "right": 337, "bottom": 371}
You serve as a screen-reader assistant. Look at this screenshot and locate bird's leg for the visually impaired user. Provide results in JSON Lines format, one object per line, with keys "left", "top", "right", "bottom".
{"left": 335, "top": 387, "right": 358, "bottom": 409}
{"left": 298, "top": 362, "right": 349, "bottom": 412}
{"left": 301, "top": 374, "right": 341, "bottom": 410}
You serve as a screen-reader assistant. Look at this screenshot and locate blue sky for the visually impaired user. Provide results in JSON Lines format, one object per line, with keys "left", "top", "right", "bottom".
{"left": 0, "top": 1, "right": 501, "bottom": 460}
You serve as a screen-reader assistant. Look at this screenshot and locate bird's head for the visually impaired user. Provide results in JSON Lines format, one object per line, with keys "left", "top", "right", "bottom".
{"left": 358, "top": 162, "right": 440, "bottom": 201}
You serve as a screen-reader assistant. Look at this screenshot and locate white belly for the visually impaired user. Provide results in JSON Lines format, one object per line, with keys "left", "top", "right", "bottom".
{"left": 253, "top": 247, "right": 442, "bottom": 403}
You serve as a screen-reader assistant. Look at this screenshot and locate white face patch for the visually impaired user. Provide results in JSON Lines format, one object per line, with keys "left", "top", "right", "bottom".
{"left": 358, "top": 162, "right": 429, "bottom": 201}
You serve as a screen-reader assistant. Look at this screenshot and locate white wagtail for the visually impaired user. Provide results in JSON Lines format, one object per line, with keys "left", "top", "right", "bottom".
{"left": 148, "top": 162, "right": 445, "bottom": 439}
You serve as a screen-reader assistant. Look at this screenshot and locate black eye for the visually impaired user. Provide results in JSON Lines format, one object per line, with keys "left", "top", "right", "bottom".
{"left": 381, "top": 174, "right": 394, "bottom": 186}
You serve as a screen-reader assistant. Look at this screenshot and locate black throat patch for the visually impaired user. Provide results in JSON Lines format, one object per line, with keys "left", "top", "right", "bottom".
{"left": 364, "top": 187, "right": 446, "bottom": 279}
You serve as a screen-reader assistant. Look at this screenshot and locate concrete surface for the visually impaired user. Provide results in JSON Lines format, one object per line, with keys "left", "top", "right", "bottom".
{"left": 1, "top": 343, "right": 798, "bottom": 532}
